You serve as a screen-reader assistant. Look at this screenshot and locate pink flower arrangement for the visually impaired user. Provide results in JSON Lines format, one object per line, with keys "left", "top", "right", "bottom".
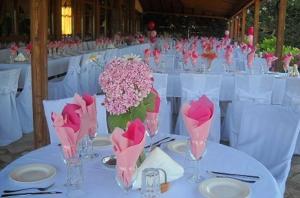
{"left": 99, "top": 57, "right": 153, "bottom": 115}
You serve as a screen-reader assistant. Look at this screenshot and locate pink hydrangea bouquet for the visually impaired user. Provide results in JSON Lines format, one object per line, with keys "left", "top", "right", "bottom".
{"left": 99, "top": 55, "right": 157, "bottom": 132}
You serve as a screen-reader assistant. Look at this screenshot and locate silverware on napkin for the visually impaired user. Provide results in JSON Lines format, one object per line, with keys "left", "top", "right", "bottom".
{"left": 1, "top": 191, "right": 62, "bottom": 197}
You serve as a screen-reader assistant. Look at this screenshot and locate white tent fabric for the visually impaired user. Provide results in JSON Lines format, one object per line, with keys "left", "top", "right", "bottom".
{"left": 0, "top": 69, "right": 22, "bottom": 146}
{"left": 231, "top": 103, "right": 300, "bottom": 194}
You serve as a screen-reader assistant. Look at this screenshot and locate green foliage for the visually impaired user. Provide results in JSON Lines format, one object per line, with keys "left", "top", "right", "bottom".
{"left": 106, "top": 92, "right": 155, "bottom": 133}
{"left": 259, "top": 36, "right": 300, "bottom": 56}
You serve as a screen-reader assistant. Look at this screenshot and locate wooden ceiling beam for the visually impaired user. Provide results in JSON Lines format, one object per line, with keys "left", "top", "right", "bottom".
{"left": 143, "top": 11, "right": 227, "bottom": 20}
{"left": 230, "top": 0, "right": 255, "bottom": 18}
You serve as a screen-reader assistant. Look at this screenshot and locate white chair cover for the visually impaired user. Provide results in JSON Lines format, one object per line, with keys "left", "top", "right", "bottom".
{"left": 80, "top": 52, "right": 105, "bottom": 95}
{"left": 153, "top": 73, "right": 171, "bottom": 134}
{"left": 282, "top": 78, "right": 300, "bottom": 154}
{"left": 234, "top": 74, "right": 274, "bottom": 104}
{"left": 245, "top": 58, "right": 266, "bottom": 74}
{"left": 48, "top": 55, "right": 82, "bottom": 99}
{"left": 0, "top": 69, "right": 22, "bottom": 146}
{"left": 104, "top": 48, "right": 118, "bottom": 64}
{"left": 149, "top": 55, "right": 175, "bottom": 73}
{"left": 16, "top": 69, "right": 33, "bottom": 133}
{"left": 178, "top": 73, "right": 222, "bottom": 142}
{"left": 210, "top": 58, "right": 225, "bottom": 74}
{"left": 43, "top": 95, "right": 108, "bottom": 144}
{"left": 232, "top": 103, "right": 300, "bottom": 194}
{"left": 222, "top": 74, "right": 274, "bottom": 141}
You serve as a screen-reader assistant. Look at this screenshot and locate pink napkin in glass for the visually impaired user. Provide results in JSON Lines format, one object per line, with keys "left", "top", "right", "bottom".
{"left": 111, "top": 119, "right": 146, "bottom": 187}
{"left": 183, "top": 49, "right": 191, "bottom": 64}
{"left": 191, "top": 50, "right": 199, "bottom": 65}
{"left": 247, "top": 47, "right": 256, "bottom": 68}
{"left": 146, "top": 88, "right": 161, "bottom": 136}
{"left": 282, "top": 53, "right": 293, "bottom": 71}
{"left": 153, "top": 49, "right": 161, "bottom": 64}
{"left": 74, "top": 93, "right": 97, "bottom": 138}
{"left": 182, "top": 95, "right": 214, "bottom": 159}
{"left": 144, "top": 49, "right": 151, "bottom": 64}
{"left": 225, "top": 45, "right": 233, "bottom": 65}
{"left": 52, "top": 103, "right": 81, "bottom": 159}
{"left": 263, "top": 53, "right": 278, "bottom": 68}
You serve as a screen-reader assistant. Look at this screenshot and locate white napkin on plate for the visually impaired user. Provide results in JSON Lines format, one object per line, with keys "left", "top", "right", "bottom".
{"left": 14, "top": 53, "right": 26, "bottom": 61}
{"left": 133, "top": 147, "right": 184, "bottom": 189}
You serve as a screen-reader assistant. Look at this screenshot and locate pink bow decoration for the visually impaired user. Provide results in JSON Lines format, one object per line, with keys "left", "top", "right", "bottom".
{"left": 282, "top": 53, "right": 293, "bottom": 71}
{"left": 153, "top": 49, "right": 161, "bottom": 64}
{"left": 144, "top": 49, "right": 151, "bottom": 64}
{"left": 111, "top": 119, "right": 146, "bottom": 187}
{"left": 247, "top": 47, "right": 256, "bottom": 68}
{"left": 182, "top": 95, "right": 214, "bottom": 159}
{"left": 74, "top": 93, "right": 97, "bottom": 138}
{"left": 225, "top": 45, "right": 233, "bottom": 65}
{"left": 263, "top": 53, "right": 278, "bottom": 68}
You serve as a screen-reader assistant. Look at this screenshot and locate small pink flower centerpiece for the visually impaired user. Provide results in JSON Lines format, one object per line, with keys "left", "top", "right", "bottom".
{"left": 99, "top": 54, "right": 157, "bottom": 133}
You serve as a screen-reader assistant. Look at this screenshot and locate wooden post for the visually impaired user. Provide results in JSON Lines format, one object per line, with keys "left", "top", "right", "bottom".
{"left": 241, "top": 8, "right": 246, "bottom": 43}
{"left": 275, "top": 0, "right": 287, "bottom": 71}
{"left": 254, "top": 0, "right": 260, "bottom": 45}
{"left": 230, "top": 19, "right": 234, "bottom": 39}
{"left": 30, "top": 0, "right": 49, "bottom": 148}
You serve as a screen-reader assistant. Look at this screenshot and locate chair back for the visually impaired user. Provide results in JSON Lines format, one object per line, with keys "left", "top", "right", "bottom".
{"left": 236, "top": 103, "right": 300, "bottom": 194}
{"left": 234, "top": 74, "right": 274, "bottom": 104}
{"left": 0, "top": 68, "right": 21, "bottom": 94}
{"left": 282, "top": 78, "right": 300, "bottom": 112}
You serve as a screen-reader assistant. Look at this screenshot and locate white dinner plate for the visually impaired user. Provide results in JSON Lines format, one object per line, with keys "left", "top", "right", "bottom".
{"left": 92, "top": 136, "right": 112, "bottom": 148}
{"left": 167, "top": 140, "right": 188, "bottom": 155}
{"left": 199, "top": 178, "right": 250, "bottom": 198}
{"left": 10, "top": 163, "right": 56, "bottom": 184}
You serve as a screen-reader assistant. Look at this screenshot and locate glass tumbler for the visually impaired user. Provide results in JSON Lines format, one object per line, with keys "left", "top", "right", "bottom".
{"left": 141, "top": 168, "right": 161, "bottom": 198}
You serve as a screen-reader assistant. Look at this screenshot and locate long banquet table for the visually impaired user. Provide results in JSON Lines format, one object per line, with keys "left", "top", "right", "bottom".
{"left": 0, "top": 135, "right": 281, "bottom": 198}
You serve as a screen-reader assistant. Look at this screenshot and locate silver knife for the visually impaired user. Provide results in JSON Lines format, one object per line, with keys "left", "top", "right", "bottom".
{"left": 1, "top": 191, "right": 62, "bottom": 197}
{"left": 208, "top": 171, "right": 260, "bottom": 179}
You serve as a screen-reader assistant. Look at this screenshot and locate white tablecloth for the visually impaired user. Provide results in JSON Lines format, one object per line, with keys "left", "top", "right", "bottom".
{"left": 0, "top": 135, "right": 281, "bottom": 198}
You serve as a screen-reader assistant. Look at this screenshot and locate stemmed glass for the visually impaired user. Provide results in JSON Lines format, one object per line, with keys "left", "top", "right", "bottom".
{"left": 144, "top": 115, "right": 159, "bottom": 153}
{"left": 115, "top": 165, "right": 137, "bottom": 194}
{"left": 88, "top": 128, "right": 98, "bottom": 159}
{"left": 187, "top": 139, "right": 206, "bottom": 183}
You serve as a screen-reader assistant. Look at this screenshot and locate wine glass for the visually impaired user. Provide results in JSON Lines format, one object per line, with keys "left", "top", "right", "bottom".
{"left": 187, "top": 139, "right": 207, "bottom": 183}
{"left": 88, "top": 128, "right": 98, "bottom": 159}
{"left": 144, "top": 115, "right": 159, "bottom": 153}
{"left": 115, "top": 165, "right": 137, "bottom": 194}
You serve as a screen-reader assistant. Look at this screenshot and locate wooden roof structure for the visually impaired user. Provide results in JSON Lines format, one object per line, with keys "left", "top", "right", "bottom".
{"left": 30, "top": 0, "right": 287, "bottom": 148}
{"left": 140, "top": 0, "right": 253, "bottom": 19}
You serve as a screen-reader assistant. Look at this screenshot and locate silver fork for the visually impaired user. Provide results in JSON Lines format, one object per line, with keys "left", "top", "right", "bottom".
{"left": 3, "top": 183, "right": 54, "bottom": 193}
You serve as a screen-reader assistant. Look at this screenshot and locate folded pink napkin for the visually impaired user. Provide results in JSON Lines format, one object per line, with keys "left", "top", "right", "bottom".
{"left": 191, "top": 50, "right": 199, "bottom": 65}
{"left": 182, "top": 95, "right": 214, "bottom": 159}
{"left": 247, "top": 47, "right": 256, "bottom": 68}
{"left": 144, "top": 49, "right": 151, "bottom": 64}
{"left": 282, "top": 53, "right": 293, "bottom": 71}
{"left": 153, "top": 49, "right": 161, "bottom": 64}
{"left": 74, "top": 93, "right": 97, "bottom": 138}
{"left": 225, "top": 45, "right": 233, "bottom": 65}
{"left": 111, "top": 119, "right": 146, "bottom": 187}
{"left": 263, "top": 53, "right": 278, "bottom": 68}
{"left": 52, "top": 103, "right": 81, "bottom": 159}
{"left": 145, "top": 88, "right": 160, "bottom": 136}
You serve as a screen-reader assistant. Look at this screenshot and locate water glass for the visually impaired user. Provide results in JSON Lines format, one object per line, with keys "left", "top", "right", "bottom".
{"left": 141, "top": 168, "right": 161, "bottom": 198}
{"left": 65, "top": 156, "right": 83, "bottom": 189}
{"left": 78, "top": 135, "right": 93, "bottom": 160}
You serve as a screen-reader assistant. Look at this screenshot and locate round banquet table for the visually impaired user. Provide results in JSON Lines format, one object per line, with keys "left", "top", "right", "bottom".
{"left": 0, "top": 135, "right": 281, "bottom": 198}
